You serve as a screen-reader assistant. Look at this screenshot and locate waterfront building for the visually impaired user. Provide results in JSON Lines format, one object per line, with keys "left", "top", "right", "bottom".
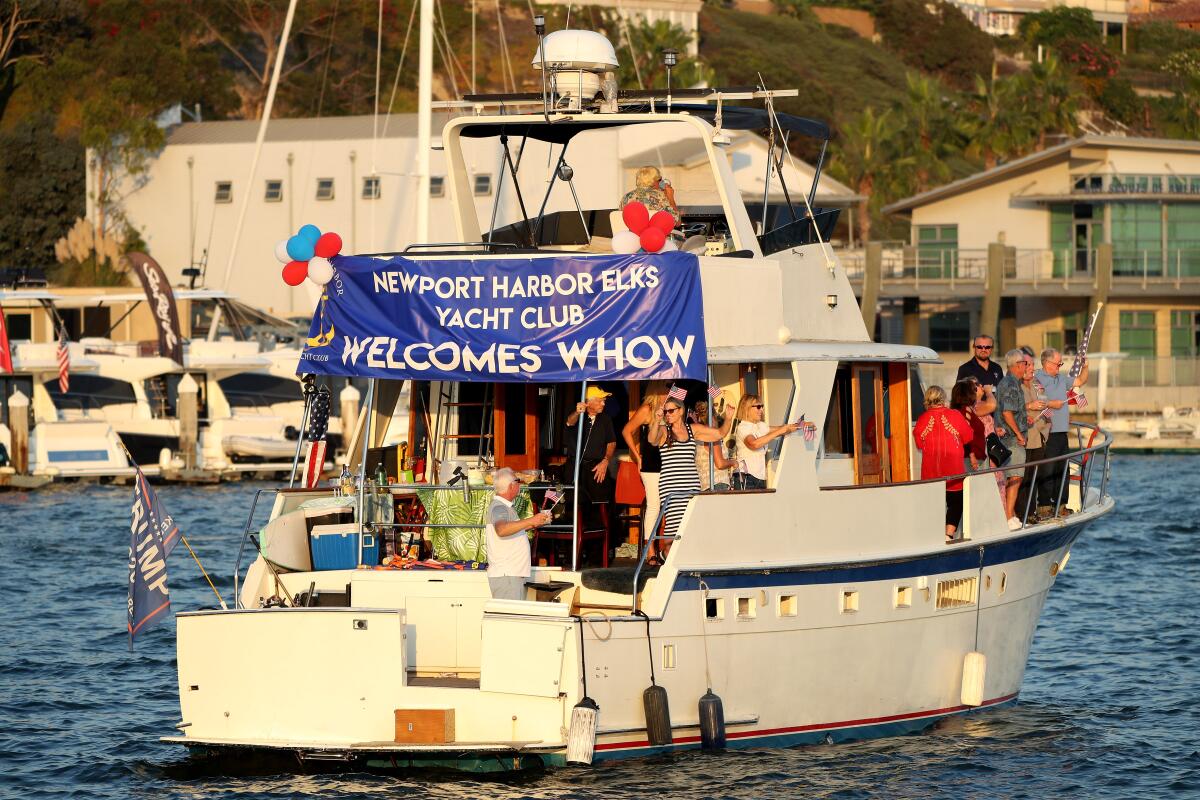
{"left": 851, "top": 135, "right": 1200, "bottom": 411}
{"left": 946, "top": 0, "right": 1129, "bottom": 46}
{"left": 94, "top": 114, "right": 857, "bottom": 316}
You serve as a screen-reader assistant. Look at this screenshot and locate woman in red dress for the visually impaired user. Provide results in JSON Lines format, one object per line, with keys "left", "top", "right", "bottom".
{"left": 914, "top": 385, "right": 974, "bottom": 541}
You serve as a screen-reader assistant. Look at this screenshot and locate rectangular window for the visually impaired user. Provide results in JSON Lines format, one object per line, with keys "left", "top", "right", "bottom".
{"left": 1111, "top": 202, "right": 1163, "bottom": 275}
{"left": 1049, "top": 203, "right": 1073, "bottom": 277}
{"left": 914, "top": 224, "right": 957, "bottom": 278}
{"left": 736, "top": 596, "right": 756, "bottom": 619}
{"left": 840, "top": 590, "right": 859, "bottom": 613}
{"left": 705, "top": 597, "right": 724, "bottom": 620}
{"left": 430, "top": 176, "right": 445, "bottom": 197}
{"left": 362, "top": 175, "right": 381, "bottom": 200}
{"left": 1167, "top": 204, "right": 1200, "bottom": 277}
{"left": 473, "top": 174, "right": 492, "bottom": 196}
{"left": 214, "top": 181, "right": 232, "bottom": 203}
{"left": 315, "top": 178, "right": 335, "bottom": 201}
{"left": 1171, "top": 310, "right": 1199, "bottom": 356}
{"left": 894, "top": 585, "right": 912, "bottom": 609}
{"left": 4, "top": 312, "right": 31, "bottom": 340}
{"left": 264, "top": 180, "right": 283, "bottom": 202}
{"left": 778, "top": 594, "right": 797, "bottom": 617}
{"left": 1119, "top": 310, "right": 1157, "bottom": 356}
{"left": 822, "top": 366, "right": 853, "bottom": 455}
{"left": 928, "top": 311, "right": 971, "bottom": 353}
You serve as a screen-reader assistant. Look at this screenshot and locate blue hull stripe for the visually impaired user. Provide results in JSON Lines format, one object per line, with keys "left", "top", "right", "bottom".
{"left": 674, "top": 522, "right": 1083, "bottom": 592}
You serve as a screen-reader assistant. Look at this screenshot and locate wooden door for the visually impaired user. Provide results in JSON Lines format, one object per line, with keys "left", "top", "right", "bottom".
{"left": 493, "top": 383, "right": 539, "bottom": 471}
{"left": 851, "top": 365, "right": 888, "bottom": 485}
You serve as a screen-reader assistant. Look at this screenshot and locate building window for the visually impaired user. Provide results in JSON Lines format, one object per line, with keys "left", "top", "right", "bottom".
{"left": 929, "top": 311, "right": 971, "bottom": 353}
{"left": 473, "top": 174, "right": 492, "bottom": 196}
{"left": 1119, "top": 311, "right": 1156, "bottom": 356}
{"left": 1171, "top": 310, "right": 1199, "bottom": 356}
{"left": 914, "top": 225, "right": 957, "bottom": 278}
{"left": 1167, "top": 204, "right": 1200, "bottom": 277}
{"left": 362, "top": 175, "right": 381, "bottom": 200}
{"left": 315, "top": 178, "right": 335, "bottom": 201}
{"left": 214, "top": 181, "right": 232, "bottom": 203}
{"left": 4, "top": 313, "right": 31, "bottom": 340}
{"left": 1111, "top": 202, "right": 1163, "bottom": 275}
{"left": 430, "top": 176, "right": 445, "bottom": 197}
{"left": 264, "top": 180, "right": 283, "bottom": 202}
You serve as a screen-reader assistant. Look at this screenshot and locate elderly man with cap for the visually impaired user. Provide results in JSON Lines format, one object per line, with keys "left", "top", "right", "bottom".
{"left": 486, "top": 467, "right": 553, "bottom": 600}
{"left": 566, "top": 386, "right": 618, "bottom": 560}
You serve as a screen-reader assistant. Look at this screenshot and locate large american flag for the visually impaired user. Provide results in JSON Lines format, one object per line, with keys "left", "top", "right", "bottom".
{"left": 56, "top": 328, "right": 70, "bottom": 394}
{"left": 301, "top": 386, "right": 331, "bottom": 488}
{"left": 1068, "top": 305, "right": 1101, "bottom": 408}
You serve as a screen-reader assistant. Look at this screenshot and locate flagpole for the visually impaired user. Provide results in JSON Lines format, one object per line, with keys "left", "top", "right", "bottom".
{"left": 119, "top": 441, "right": 227, "bottom": 610}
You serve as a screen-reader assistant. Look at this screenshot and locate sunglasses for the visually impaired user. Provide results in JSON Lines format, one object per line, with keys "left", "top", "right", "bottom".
{"left": 975, "top": 344, "right": 993, "bottom": 350}
{"left": 664, "top": 406, "right": 682, "bottom": 414}
{"left": 751, "top": 404, "right": 764, "bottom": 409}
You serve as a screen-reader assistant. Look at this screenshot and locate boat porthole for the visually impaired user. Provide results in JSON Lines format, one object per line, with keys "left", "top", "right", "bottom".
{"left": 999, "top": 573, "right": 1007, "bottom": 595}
{"left": 1049, "top": 561, "right": 1060, "bottom": 577}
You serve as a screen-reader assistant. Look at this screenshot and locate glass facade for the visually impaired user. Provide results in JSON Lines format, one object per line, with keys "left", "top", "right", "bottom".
{"left": 1166, "top": 205, "right": 1200, "bottom": 277}
{"left": 915, "top": 225, "right": 957, "bottom": 278}
{"left": 1171, "top": 310, "right": 1199, "bottom": 356}
{"left": 928, "top": 311, "right": 971, "bottom": 352}
{"left": 1111, "top": 202, "right": 1163, "bottom": 275}
{"left": 1119, "top": 310, "right": 1157, "bottom": 383}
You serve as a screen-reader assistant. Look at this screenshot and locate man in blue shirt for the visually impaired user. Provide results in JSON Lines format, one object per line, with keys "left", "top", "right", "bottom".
{"left": 1034, "top": 348, "right": 1089, "bottom": 517}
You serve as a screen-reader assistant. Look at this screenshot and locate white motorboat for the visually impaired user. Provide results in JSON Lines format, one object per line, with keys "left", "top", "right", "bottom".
{"left": 161, "top": 30, "right": 1115, "bottom": 772}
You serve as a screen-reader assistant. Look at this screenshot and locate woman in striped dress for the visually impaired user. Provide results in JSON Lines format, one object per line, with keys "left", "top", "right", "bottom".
{"left": 648, "top": 391, "right": 733, "bottom": 545}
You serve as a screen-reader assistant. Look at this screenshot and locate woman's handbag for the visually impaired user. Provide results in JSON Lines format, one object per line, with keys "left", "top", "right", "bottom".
{"left": 615, "top": 459, "right": 646, "bottom": 506}
{"left": 986, "top": 432, "right": 1012, "bottom": 467}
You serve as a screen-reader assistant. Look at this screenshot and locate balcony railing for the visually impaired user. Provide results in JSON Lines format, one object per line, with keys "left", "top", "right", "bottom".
{"left": 1071, "top": 173, "right": 1200, "bottom": 195}
{"left": 840, "top": 246, "right": 1200, "bottom": 288}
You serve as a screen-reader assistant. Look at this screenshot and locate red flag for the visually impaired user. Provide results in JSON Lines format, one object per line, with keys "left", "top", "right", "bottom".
{"left": 56, "top": 328, "right": 70, "bottom": 393}
{"left": 0, "top": 308, "right": 12, "bottom": 375}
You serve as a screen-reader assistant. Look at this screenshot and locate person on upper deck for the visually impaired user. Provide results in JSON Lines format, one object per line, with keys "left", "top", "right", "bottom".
{"left": 915, "top": 385, "right": 973, "bottom": 541}
{"left": 731, "top": 395, "right": 800, "bottom": 491}
{"left": 620, "top": 166, "right": 681, "bottom": 226}
{"left": 486, "top": 468, "right": 553, "bottom": 600}
{"left": 956, "top": 334, "right": 1004, "bottom": 403}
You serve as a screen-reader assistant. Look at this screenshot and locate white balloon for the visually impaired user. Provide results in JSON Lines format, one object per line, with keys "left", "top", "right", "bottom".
{"left": 612, "top": 230, "right": 641, "bottom": 254}
{"left": 307, "top": 256, "right": 334, "bottom": 285}
{"left": 273, "top": 238, "right": 291, "bottom": 264}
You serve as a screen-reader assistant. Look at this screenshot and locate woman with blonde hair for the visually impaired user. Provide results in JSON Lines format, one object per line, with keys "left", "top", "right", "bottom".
{"left": 914, "top": 385, "right": 974, "bottom": 540}
{"left": 622, "top": 381, "right": 670, "bottom": 543}
{"left": 731, "top": 394, "right": 800, "bottom": 490}
{"left": 620, "top": 165, "right": 680, "bottom": 225}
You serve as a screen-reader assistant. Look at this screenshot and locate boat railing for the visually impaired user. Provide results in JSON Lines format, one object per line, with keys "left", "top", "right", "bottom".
{"left": 232, "top": 488, "right": 271, "bottom": 606}
{"left": 821, "top": 421, "right": 1113, "bottom": 531}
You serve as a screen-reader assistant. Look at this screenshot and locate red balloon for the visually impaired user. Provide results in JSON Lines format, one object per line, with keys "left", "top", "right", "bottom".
{"left": 649, "top": 210, "right": 676, "bottom": 234}
{"left": 282, "top": 260, "right": 308, "bottom": 286}
{"left": 314, "top": 231, "right": 342, "bottom": 258}
{"left": 622, "top": 202, "right": 650, "bottom": 234}
{"left": 639, "top": 227, "right": 666, "bottom": 253}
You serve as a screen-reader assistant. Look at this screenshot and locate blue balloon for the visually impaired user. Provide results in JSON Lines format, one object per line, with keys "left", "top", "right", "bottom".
{"left": 297, "top": 224, "right": 322, "bottom": 244}
{"left": 286, "top": 234, "right": 315, "bottom": 261}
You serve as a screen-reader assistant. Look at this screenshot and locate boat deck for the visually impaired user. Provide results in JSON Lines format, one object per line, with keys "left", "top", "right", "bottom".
{"left": 406, "top": 672, "right": 480, "bottom": 689}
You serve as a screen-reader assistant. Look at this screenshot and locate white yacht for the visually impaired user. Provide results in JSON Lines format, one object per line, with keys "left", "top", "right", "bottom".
{"left": 0, "top": 291, "right": 135, "bottom": 484}
{"left": 162, "top": 31, "right": 1114, "bottom": 771}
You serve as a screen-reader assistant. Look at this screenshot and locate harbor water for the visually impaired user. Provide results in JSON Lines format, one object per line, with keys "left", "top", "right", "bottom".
{"left": 1, "top": 455, "right": 1197, "bottom": 799}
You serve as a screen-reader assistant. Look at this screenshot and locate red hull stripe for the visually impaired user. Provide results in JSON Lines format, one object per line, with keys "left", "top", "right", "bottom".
{"left": 593, "top": 692, "right": 1020, "bottom": 752}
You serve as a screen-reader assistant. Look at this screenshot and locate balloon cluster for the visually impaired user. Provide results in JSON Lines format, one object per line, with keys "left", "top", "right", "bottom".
{"left": 275, "top": 224, "right": 343, "bottom": 287}
{"left": 612, "top": 202, "right": 678, "bottom": 254}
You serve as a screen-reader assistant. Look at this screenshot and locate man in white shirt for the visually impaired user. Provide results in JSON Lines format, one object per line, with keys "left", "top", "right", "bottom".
{"left": 1033, "top": 347, "right": 1089, "bottom": 517}
{"left": 486, "top": 467, "right": 552, "bottom": 600}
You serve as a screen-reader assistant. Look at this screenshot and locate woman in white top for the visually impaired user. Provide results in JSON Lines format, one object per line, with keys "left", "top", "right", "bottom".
{"left": 731, "top": 394, "right": 800, "bottom": 490}
{"left": 693, "top": 400, "right": 735, "bottom": 490}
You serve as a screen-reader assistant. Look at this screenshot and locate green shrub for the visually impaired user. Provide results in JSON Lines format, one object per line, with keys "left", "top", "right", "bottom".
{"left": 1019, "top": 7, "right": 1099, "bottom": 47}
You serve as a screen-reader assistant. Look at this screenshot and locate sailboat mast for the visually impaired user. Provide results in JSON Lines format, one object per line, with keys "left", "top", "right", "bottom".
{"left": 417, "top": 0, "right": 434, "bottom": 245}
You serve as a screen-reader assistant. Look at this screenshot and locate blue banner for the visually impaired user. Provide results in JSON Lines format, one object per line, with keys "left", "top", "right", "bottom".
{"left": 297, "top": 251, "right": 707, "bottom": 382}
{"left": 127, "top": 468, "right": 180, "bottom": 645}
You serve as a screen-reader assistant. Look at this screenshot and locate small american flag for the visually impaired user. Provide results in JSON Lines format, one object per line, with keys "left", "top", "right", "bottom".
{"left": 667, "top": 385, "right": 688, "bottom": 403}
{"left": 1069, "top": 388, "right": 1088, "bottom": 409}
{"left": 542, "top": 488, "right": 561, "bottom": 511}
{"left": 56, "top": 328, "right": 70, "bottom": 394}
{"left": 707, "top": 385, "right": 721, "bottom": 401}
{"left": 801, "top": 414, "right": 816, "bottom": 441}
{"left": 301, "top": 387, "right": 330, "bottom": 488}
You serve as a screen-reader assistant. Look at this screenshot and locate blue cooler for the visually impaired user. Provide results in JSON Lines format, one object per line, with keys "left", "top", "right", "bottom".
{"left": 310, "top": 523, "right": 379, "bottom": 570}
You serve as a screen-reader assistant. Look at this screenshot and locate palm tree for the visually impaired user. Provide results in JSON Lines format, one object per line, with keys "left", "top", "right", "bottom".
{"left": 896, "top": 72, "right": 959, "bottom": 193}
{"left": 964, "top": 72, "right": 1035, "bottom": 169}
{"left": 829, "top": 107, "right": 911, "bottom": 244}
{"left": 1022, "top": 54, "right": 1080, "bottom": 149}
